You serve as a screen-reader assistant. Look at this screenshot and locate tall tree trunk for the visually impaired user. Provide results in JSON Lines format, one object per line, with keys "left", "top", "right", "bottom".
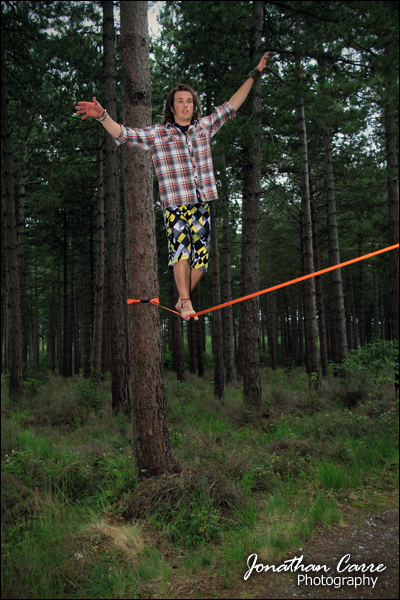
{"left": 57, "top": 262, "right": 63, "bottom": 375}
{"left": 18, "top": 138, "right": 28, "bottom": 369}
{"left": 120, "top": 0, "right": 174, "bottom": 477}
{"left": 311, "top": 196, "right": 328, "bottom": 377}
{"left": 1, "top": 39, "right": 23, "bottom": 399}
{"left": 205, "top": 62, "right": 224, "bottom": 399}
{"left": 323, "top": 129, "right": 348, "bottom": 366}
{"left": 384, "top": 41, "right": 399, "bottom": 345}
{"left": 194, "top": 286, "right": 204, "bottom": 376}
{"left": 373, "top": 269, "right": 380, "bottom": 340}
{"left": 173, "top": 314, "right": 185, "bottom": 382}
{"left": 49, "top": 278, "right": 56, "bottom": 372}
{"left": 357, "top": 239, "right": 366, "bottom": 347}
{"left": 82, "top": 203, "right": 92, "bottom": 378}
{"left": 243, "top": 0, "right": 263, "bottom": 407}
{"left": 210, "top": 200, "right": 225, "bottom": 399}
{"left": 62, "top": 217, "right": 72, "bottom": 377}
{"left": 92, "top": 130, "right": 105, "bottom": 384}
{"left": 220, "top": 144, "right": 235, "bottom": 386}
{"left": 187, "top": 319, "right": 196, "bottom": 374}
{"left": 290, "top": 282, "right": 298, "bottom": 366}
{"left": 33, "top": 268, "right": 39, "bottom": 367}
{"left": 103, "top": 0, "right": 130, "bottom": 414}
{"left": 296, "top": 56, "right": 321, "bottom": 389}
{"left": 267, "top": 238, "right": 278, "bottom": 370}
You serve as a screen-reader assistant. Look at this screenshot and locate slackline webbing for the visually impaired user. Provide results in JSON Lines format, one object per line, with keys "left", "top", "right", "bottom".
{"left": 127, "top": 243, "right": 399, "bottom": 318}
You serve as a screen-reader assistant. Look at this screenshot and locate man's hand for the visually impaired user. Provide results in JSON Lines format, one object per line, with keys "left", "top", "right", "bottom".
{"left": 75, "top": 96, "right": 104, "bottom": 120}
{"left": 256, "top": 52, "right": 268, "bottom": 72}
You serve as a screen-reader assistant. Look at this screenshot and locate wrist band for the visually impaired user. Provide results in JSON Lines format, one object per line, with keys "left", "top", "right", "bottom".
{"left": 96, "top": 109, "right": 109, "bottom": 122}
{"left": 248, "top": 68, "right": 262, "bottom": 81}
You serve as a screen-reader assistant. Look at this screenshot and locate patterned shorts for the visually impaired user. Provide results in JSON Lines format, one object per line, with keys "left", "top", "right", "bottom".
{"left": 163, "top": 201, "right": 211, "bottom": 271}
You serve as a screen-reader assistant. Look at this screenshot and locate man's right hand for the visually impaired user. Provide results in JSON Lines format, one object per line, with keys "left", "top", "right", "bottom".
{"left": 75, "top": 96, "right": 103, "bottom": 120}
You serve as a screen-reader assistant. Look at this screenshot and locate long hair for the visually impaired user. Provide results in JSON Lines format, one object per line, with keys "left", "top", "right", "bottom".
{"left": 162, "top": 83, "right": 201, "bottom": 125}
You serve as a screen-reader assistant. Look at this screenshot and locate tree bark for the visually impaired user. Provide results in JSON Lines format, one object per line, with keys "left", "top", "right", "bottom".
{"left": 323, "top": 129, "right": 348, "bottom": 366}
{"left": 194, "top": 286, "right": 204, "bottom": 376}
{"left": 92, "top": 129, "right": 105, "bottom": 384}
{"left": 210, "top": 200, "right": 225, "bottom": 399}
{"left": 311, "top": 195, "right": 328, "bottom": 377}
{"left": 243, "top": 0, "right": 263, "bottom": 407}
{"left": 296, "top": 75, "right": 321, "bottom": 389}
{"left": 220, "top": 144, "right": 235, "bottom": 386}
{"left": 49, "top": 278, "right": 56, "bottom": 372}
{"left": 62, "top": 215, "right": 72, "bottom": 377}
{"left": 205, "top": 61, "right": 224, "bottom": 399}
{"left": 82, "top": 203, "right": 92, "bottom": 378}
{"left": 102, "top": 0, "right": 131, "bottom": 414}
{"left": 1, "top": 39, "right": 23, "bottom": 398}
{"left": 120, "top": 0, "right": 174, "bottom": 477}
{"left": 18, "top": 138, "right": 28, "bottom": 369}
{"left": 384, "top": 41, "right": 399, "bottom": 343}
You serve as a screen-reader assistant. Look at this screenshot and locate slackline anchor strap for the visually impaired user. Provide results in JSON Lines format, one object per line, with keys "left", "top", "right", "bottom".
{"left": 126, "top": 243, "right": 399, "bottom": 318}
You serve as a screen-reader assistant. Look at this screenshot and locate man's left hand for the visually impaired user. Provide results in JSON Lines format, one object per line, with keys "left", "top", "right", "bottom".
{"left": 257, "top": 52, "right": 268, "bottom": 72}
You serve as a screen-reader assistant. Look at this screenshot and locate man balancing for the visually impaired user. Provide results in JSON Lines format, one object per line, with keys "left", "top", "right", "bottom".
{"left": 76, "top": 53, "right": 268, "bottom": 321}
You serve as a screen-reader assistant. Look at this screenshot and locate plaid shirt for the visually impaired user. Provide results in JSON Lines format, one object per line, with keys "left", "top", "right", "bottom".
{"left": 114, "top": 101, "right": 236, "bottom": 209}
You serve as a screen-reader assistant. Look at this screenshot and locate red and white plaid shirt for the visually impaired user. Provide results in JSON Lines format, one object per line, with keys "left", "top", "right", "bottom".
{"left": 114, "top": 101, "right": 236, "bottom": 210}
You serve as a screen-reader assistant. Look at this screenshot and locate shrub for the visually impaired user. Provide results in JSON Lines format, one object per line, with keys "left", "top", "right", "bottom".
{"left": 72, "top": 376, "right": 101, "bottom": 415}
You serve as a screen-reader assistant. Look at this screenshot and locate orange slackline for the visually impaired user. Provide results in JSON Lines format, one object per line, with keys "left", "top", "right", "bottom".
{"left": 127, "top": 297, "right": 181, "bottom": 316}
{"left": 127, "top": 243, "right": 399, "bottom": 318}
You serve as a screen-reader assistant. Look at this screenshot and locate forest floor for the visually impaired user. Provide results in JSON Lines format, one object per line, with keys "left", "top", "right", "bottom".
{"left": 1, "top": 357, "right": 399, "bottom": 599}
{"left": 161, "top": 502, "right": 399, "bottom": 599}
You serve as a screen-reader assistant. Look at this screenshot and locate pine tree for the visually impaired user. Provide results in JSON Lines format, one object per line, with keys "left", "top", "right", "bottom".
{"left": 120, "top": 0, "right": 174, "bottom": 477}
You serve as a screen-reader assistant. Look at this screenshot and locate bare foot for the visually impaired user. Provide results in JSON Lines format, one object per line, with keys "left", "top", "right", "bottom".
{"left": 180, "top": 298, "right": 198, "bottom": 321}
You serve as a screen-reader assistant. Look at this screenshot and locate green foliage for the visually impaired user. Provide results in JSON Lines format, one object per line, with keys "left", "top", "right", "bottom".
{"left": 149, "top": 494, "right": 223, "bottom": 548}
{"left": 23, "top": 378, "right": 43, "bottom": 398}
{"left": 72, "top": 376, "right": 101, "bottom": 415}
{"left": 334, "top": 340, "right": 399, "bottom": 390}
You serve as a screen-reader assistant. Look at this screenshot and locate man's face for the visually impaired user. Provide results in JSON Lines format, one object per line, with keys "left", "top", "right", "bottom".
{"left": 171, "top": 90, "right": 194, "bottom": 125}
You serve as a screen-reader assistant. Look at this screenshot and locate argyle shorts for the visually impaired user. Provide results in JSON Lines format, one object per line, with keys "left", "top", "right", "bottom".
{"left": 163, "top": 201, "right": 211, "bottom": 271}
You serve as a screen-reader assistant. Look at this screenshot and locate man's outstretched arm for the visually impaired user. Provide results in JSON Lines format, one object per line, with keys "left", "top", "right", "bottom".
{"left": 229, "top": 52, "right": 268, "bottom": 112}
{"left": 76, "top": 97, "right": 122, "bottom": 138}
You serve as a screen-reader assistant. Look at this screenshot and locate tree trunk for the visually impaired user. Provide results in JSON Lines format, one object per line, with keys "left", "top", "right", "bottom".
{"left": 267, "top": 239, "right": 278, "bottom": 370}
{"left": 296, "top": 80, "right": 321, "bottom": 389}
{"left": 103, "top": 0, "right": 130, "bottom": 414}
{"left": 33, "top": 268, "right": 39, "bottom": 367}
{"left": 18, "top": 138, "right": 28, "bottom": 369}
{"left": 1, "top": 39, "right": 23, "bottom": 399}
{"left": 82, "top": 203, "right": 92, "bottom": 378}
{"left": 49, "top": 277, "right": 56, "bottom": 372}
{"left": 357, "top": 239, "right": 366, "bottom": 347}
{"left": 194, "top": 286, "right": 204, "bottom": 376}
{"left": 205, "top": 62, "right": 224, "bottom": 399}
{"left": 92, "top": 129, "right": 105, "bottom": 384}
{"left": 311, "top": 196, "right": 328, "bottom": 377}
{"left": 62, "top": 216, "right": 72, "bottom": 377}
{"left": 220, "top": 145, "right": 235, "bottom": 386}
{"left": 373, "top": 269, "right": 380, "bottom": 340}
{"left": 187, "top": 319, "right": 196, "bottom": 374}
{"left": 384, "top": 41, "right": 399, "bottom": 344}
{"left": 57, "top": 263, "right": 63, "bottom": 375}
{"left": 323, "top": 129, "right": 348, "bottom": 366}
{"left": 243, "top": 0, "right": 263, "bottom": 407}
{"left": 210, "top": 200, "right": 224, "bottom": 399}
{"left": 120, "top": 0, "right": 174, "bottom": 477}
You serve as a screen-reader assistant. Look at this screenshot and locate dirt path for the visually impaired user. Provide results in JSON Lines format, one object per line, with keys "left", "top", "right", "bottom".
{"left": 165, "top": 505, "right": 399, "bottom": 599}
{"left": 249, "top": 508, "right": 399, "bottom": 600}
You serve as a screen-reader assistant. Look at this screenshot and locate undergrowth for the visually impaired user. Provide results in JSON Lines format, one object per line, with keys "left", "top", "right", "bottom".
{"left": 1, "top": 353, "right": 398, "bottom": 599}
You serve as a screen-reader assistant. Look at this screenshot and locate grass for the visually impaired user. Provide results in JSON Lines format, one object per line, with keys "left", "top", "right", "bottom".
{"left": 1, "top": 361, "right": 398, "bottom": 599}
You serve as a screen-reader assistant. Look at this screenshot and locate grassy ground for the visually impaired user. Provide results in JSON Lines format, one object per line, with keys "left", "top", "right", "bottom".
{"left": 1, "top": 361, "right": 398, "bottom": 599}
